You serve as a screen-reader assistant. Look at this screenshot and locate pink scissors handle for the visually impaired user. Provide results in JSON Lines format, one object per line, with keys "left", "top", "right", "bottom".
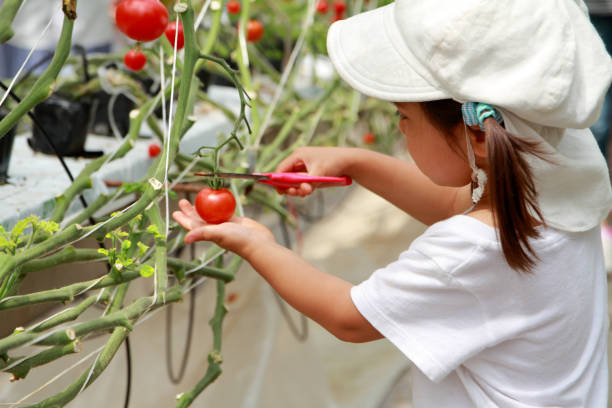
{"left": 255, "top": 173, "right": 352, "bottom": 188}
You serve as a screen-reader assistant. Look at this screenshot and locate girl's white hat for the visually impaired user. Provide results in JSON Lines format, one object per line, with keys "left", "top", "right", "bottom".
{"left": 327, "top": 0, "right": 612, "bottom": 232}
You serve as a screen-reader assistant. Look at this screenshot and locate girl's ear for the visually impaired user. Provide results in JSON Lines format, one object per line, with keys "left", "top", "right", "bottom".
{"left": 467, "top": 125, "right": 487, "bottom": 158}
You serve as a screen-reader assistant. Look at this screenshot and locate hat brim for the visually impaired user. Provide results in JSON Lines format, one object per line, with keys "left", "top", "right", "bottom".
{"left": 326, "top": 3, "right": 450, "bottom": 102}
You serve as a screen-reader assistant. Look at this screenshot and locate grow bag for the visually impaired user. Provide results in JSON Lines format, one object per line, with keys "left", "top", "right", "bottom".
{"left": 28, "top": 94, "right": 96, "bottom": 157}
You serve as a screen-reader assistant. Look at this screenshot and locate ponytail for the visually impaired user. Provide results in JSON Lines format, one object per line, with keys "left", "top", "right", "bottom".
{"left": 483, "top": 118, "right": 545, "bottom": 273}
{"left": 420, "top": 100, "right": 547, "bottom": 273}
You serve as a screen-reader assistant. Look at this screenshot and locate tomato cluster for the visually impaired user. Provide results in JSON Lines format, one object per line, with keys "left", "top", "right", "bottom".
{"left": 115, "top": 0, "right": 187, "bottom": 72}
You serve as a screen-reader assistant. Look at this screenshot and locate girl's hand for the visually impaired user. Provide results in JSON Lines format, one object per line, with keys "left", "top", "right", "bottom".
{"left": 172, "top": 199, "right": 276, "bottom": 258}
{"left": 275, "top": 146, "right": 357, "bottom": 197}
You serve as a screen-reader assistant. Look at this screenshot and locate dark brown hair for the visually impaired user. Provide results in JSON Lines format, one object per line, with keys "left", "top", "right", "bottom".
{"left": 420, "top": 100, "right": 546, "bottom": 273}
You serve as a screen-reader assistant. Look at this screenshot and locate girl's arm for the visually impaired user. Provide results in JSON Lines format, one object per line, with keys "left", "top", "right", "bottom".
{"left": 276, "top": 147, "right": 472, "bottom": 225}
{"left": 173, "top": 199, "right": 382, "bottom": 343}
{"left": 245, "top": 241, "right": 382, "bottom": 342}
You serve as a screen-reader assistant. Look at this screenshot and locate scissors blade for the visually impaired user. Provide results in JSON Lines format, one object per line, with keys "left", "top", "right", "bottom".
{"left": 194, "top": 172, "right": 267, "bottom": 180}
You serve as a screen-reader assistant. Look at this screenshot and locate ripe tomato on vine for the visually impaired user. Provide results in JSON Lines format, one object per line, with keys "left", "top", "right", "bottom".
{"left": 164, "top": 21, "right": 184, "bottom": 50}
{"left": 226, "top": 0, "right": 241, "bottom": 14}
{"left": 115, "top": 0, "right": 169, "bottom": 42}
{"left": 194, "top": 188, "right": 236, "bottom": 224}
{"left": 333, "top": 0, "right": 346, "bottom": 14}
{"left": 245, "top": 19, "right": 264, "bottom": 42}
{"left": 148, "top": 143, "right": 162, "bottom": 157}
{"left": 363, "top": 132, "right": 376, "bottom": 145}
{"left": 316, "top": 0, "right": 329, "bottom": 13}
{"left": 124, "top": 48, "right": 147, "bottom": 71}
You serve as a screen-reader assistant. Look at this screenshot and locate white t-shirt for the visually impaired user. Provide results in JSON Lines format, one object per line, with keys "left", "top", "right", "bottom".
{"left": 351, "top": 215, "right": 609, "bottom": 407}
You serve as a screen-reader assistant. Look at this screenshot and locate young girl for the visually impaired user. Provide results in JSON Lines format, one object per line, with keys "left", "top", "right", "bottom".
{"left": 174, "top": 0, "right": 612, "bottom": 406}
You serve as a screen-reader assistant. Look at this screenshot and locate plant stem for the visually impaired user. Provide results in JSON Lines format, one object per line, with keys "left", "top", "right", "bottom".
{"left": 176, "top": 259, "right": 226, "bottom": 408}
{"left": 146, "top": 205, "right": 168, "bottom": 301}
{"left": 0, "top": 0, "right": 24, "bottom": 43}
{"left": 65, "top": 194, "right": 114, "bottom": 227}
{"left": 22, "top": 327, "right": 128, "bottom": 408}
{"left": 29, "top": 292, "right": 109, "bottom": 333}
{"left": 0, "top": 266, "right": 141, "bottom": 311}
{"left": 0, "top": 2, "right": 76, "bottom": 139}
{"left": 167, "top": 257, "right": 237, "bottom": 282}
{"left": 2, "top": 341, "right": 80, "bottom": 381}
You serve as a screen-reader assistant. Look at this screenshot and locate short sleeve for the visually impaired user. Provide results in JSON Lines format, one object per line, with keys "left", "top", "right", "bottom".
{"left": 350, "top": 235, "right": 493, "bottom": 383}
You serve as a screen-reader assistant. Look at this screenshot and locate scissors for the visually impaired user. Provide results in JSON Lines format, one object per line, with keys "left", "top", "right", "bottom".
{"left": 194, "top": 172, "right": 352, "bottom": 189}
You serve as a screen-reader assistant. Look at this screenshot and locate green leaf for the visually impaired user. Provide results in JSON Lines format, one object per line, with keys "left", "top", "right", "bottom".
{"left": 97, "top": 248, "right": 109, "bottom": 256}
{"left": 146, "top": 225, "right": 160, "bottom": 235}
{"left": 140, "top": 265, "right": 155, "bottom": 278}
{"left": 122, "top": 182, "right": 144, "bottom": 194}
{"left": 121, "top": 240, "right": 132, "bottom": 251}
{"left": 0, "top": 235, "right": 11, "bottom": 248}
{"left": 175, "top": 266, "right": 185, "bottom": 282}
{"left": 39, "top": 221, "right": 59, "bottom": 235}
{"left": 11, "top": 216, "right": 37, "bottom": 240}
{"left": 137, "top": 242, "right": 149, "bottom": 257}
{"left": 168, "top": 190, "right": 177, "bottom": 200}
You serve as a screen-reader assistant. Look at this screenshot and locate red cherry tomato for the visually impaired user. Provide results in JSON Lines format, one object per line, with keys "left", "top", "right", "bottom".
{"left": 316, "top": 0, "right": 329, "bottom": 13}
{"left": 333, "top": 0, "right": 346, "bottom": 14}
{"left": 115, "top": 0, "right": 169, "bottom": 42}
{"left": 124, "top": 49, "right": 147, "bottom": 71}
{"left": 164, "top": 21, "right": 184, "bottom": 50}
{"left": 194, "top": 188, "right": 236, "bottom": 224}
{"left": 226, "top": 0, "right": 241, "bottom": 14}
{"left": 148, "top": 143, "right": 161, "bottom": 157}
{"left": 246, "top": 19, "right": 264, "bottom": 43}
{"left": 331, "top": 12, "right": 344, "bottom": 22}
{"left": 363, "top": 132, "right": 376, "bottom": 145}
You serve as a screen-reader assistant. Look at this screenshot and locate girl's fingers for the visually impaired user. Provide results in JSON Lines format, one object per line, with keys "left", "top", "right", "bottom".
{"left": 178, "top": 199, "right": 200, "bottom": 219}
{"left": 276, "top": 156, "right": 301, "bottom": 173}
{"left": 300, "top": 183, "right": 313, "bottom": 195}
{"left": 185, "top": 225, "right": 217, "bottom": 244}
{"left": 172, "top": 210, "right": 200, "bottom": 231}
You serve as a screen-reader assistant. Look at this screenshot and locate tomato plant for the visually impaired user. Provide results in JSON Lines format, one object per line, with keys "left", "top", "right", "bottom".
{"left": 246, "top": 19, "right": 264, "bottom": 43}
{"left": 148, "top": 143, "right": 162, "bottom": 157}
{"left": 115, "top": 0, "right": 169, "bottom": 42}
{"left": 194, "top": 188, "right": 236, "bottom": 224}
{"left": 226, "top": 0, "right": 241, "bottom": 14}
{"left": 316, "top": 0, "right": 329, "bottom": 13}
{"left": 124, "top": 48, "right": 147, "bottom": 71}
{"left": 164, "top": 21, "right": 184, "bottom": 50}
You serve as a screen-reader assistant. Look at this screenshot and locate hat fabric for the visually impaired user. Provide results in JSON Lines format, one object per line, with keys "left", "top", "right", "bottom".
{"left": 327, "top": 0, "right": 612, "bottom": 232}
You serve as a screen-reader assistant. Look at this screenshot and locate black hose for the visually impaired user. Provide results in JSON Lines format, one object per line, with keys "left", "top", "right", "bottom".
{"left": 124, "top": 336, "right": 132, "bottom": 408}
